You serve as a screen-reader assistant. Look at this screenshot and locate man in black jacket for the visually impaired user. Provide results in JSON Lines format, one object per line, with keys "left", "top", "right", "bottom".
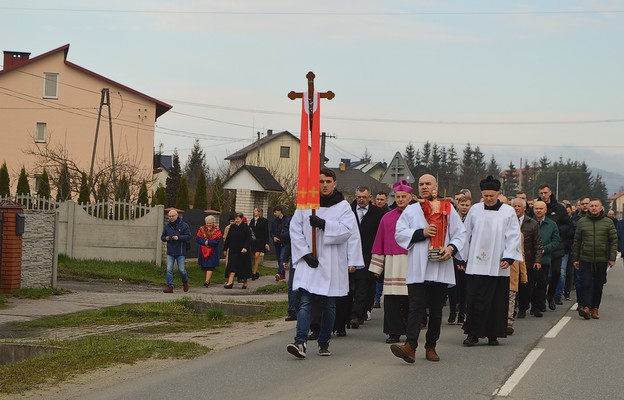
{"left": 537, "top": 184, "right": 573, "bottom": 311}
{"left": 349, "top": 186, "right": 385, "bottom": 328}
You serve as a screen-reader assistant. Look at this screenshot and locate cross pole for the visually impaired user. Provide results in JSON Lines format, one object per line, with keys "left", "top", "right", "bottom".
{"left": 288, "top": 71, "right": 334, "bottom": 258}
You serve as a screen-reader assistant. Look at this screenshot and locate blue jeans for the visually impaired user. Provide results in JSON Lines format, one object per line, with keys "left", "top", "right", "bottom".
{"left": 275, "top": 244, "right": 285, "bottom": 276}
{"left": 166, "top": 255, "right": 188, "bottom": 286}
{"left": 555, "top": 253, "right": 569, "bottom": 299}
{"left": 374, "top": 281, "right": 383, "bottom": 302}
{"left": 295, "top": 289, "right": 336, "bottom": 345}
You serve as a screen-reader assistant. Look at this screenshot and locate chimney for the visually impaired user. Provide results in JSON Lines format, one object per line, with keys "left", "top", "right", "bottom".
{"left": 339, "top": 162, "right": 346, "bottom": 171}
{"left": 3, "top": 51, "right": 30, "bottom": 71}
{"left": 340, "top": 158, "right": 351, "bottom": 168}
{"left": 267, "top": 129, "right": 273, "bottom": 136}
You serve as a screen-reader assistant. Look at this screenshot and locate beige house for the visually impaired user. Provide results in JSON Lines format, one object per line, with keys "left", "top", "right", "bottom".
{"left": 0, "top": 44, "right": 171, "bottom": 195}
{"left": 608, "top": 191, "right": 624, "bottom": 219}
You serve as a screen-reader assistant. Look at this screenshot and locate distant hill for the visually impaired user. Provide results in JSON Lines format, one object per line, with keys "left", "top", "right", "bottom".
{"left": 592, "top": 168, "right": 624, "bottom": 196}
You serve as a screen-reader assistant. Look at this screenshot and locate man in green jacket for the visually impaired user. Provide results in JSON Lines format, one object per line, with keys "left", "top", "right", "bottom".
{"left": 531, "top": 201, "right": 560, "bottom": 318}
{"left": 572, "top": 199, "right": 618, "bottom": 320}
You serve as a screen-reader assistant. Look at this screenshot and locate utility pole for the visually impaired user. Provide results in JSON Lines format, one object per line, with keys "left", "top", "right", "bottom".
{"left": 320, "top": 132, "right": 336, "bottom": 166}
{"left": 89, "top": 88, "right": 116, "bottom": 195}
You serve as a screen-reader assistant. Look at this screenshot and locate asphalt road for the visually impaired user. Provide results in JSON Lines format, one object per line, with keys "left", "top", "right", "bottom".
{"left": 48, "top": 266, "right": 624, "bottom": 400}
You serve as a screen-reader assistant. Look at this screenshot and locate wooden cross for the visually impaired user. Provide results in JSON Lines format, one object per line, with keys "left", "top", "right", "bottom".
{"left": 288, "top": 71, "right": 334, "bottom": 258}
{"left": 288, "top": 71, "right": 335, "bottom": 133}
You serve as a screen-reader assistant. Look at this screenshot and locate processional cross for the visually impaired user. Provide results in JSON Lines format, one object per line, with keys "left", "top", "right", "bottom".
{"left": 288, "top": 72, "right": 334, "bottom": 257}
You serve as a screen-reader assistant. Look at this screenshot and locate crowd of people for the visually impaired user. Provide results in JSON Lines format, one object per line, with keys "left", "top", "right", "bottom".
{"left": 282, "top": 170, "right": 620, "bottom": 362}
{"left": 156, "top": 170, "right": 621, "bottom": 363}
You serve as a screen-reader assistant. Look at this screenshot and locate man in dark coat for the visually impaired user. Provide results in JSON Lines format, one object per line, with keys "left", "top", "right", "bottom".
{"left": 514, "top": 198, "right": 543, "bottom": 319}
{"left": 537, "top": 184, "right": 572, "bottom": 310}
{"left": 271, "top": 205, "right": 290, "bottom": 281}
{"left": 348, "top": 186, "right": 385, "bottom": 328}
{"left": 161, "top": 209, "right": 191, "bottom": 293}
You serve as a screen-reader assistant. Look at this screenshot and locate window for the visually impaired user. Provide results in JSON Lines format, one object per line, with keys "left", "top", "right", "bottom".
{"left": 36, "top": 122, "right": 47, "bottom": 142}
{"left": 43, "top": 73, "right": 58, "bottom": 98}
{"left": 280, "top": 146, "right": 290, "bottom": 158}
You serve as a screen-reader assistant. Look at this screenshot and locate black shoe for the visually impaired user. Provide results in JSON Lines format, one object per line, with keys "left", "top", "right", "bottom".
{"left": 541, "top": 307, "right": 547, "bottom": 312}
{"left": 350, "top": 318, "right": 361, "bottom": 329}
{"left": 488, "top": 337, "right": 499, "bottom": 346}
{"left": 448, "top": 312, "right": 457, "bottom": 325}
{"left": 385, "top": 335, "right": 400, "bottom": 344}
{"left": 223, "top": 283, "right": 233, "bottom": 289}
{"left": 517, "top": 311, "right": 526, "bottom": 319}
{"left": 373, "top": 300, "right": 381, "bottom": 309}
{"left": 336, "top": 330, "right": 347, "bottom": 337}
{"left": 534, "top": 309, "right": 543, "bottom": 317}
{"left": 548, "top": 297, "right": 556, "bottom": 310}
{"left": 251, "top": 272, "right": 259, "bottom": 281}
{"left": 308, "top": 331, "right": 319, "bottom": 341}
{"left": 204, "top": 281, "right": 210, "bottom": 288}
{"left": 457, "top": 314, "right": 465, "bottom": 324}
{"left": 463, "top": 335, "right": 478, "bottom": 346}
{"left": 285, "top": 314, "right": 297, "bottom": 321}
{"left": 555, "top": 297, "right": 563, "bottom": 305}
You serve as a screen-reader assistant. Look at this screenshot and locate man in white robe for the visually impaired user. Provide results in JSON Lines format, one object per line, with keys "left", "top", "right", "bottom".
{"left": 391, "top": 174, "right": 466, "bottom": 363}
{"left": 459, "top": 175, "right": 522, "bottom": 346}
{"left": 287, "top": 168, "right": 363, "bottom": 359}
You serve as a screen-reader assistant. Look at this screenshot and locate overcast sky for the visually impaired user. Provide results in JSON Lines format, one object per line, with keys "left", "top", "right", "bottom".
{"left": 2, "top": 1, "right": 623, "bottom": 182}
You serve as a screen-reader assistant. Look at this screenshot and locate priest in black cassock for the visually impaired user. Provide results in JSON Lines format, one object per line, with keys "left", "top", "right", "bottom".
{"left": 458, "top": 176, "right": 522, "bottom": 346}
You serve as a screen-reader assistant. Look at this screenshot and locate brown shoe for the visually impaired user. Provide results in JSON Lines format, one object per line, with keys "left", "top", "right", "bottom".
{"left": 390, "top": 343, "right": 415, "bottom": 364}
{"left": 580, "top": 306, "right": 591, "bottom": 320}
{"left": 163, "top": 285, "right": 173, "bottom": 293}
{"left": 591, "top": 308, "right": 599, "bottom": 319}
{"left": 507, "top": 325, "right": 514, "bottom": 335}
{"left": 183, "top": 281, "right": 189, "bottom": 292}
{"left": 425, "top": 347, "right": 440, "bottom": 362}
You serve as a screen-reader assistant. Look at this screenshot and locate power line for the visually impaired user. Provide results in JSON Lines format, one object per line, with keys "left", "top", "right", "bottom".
{"left": 1, "top": 7, "right": 623, "bottom": 16}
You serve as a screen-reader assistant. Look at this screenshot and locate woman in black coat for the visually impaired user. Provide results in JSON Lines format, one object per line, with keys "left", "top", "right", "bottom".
{"left": 223, "top": 212, "right": 253, "bottom": 289}
{"left": 249, "top": 207, "right": 270, "bottom": 280}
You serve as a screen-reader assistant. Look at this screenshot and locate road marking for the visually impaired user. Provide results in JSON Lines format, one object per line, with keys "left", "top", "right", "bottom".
{"left": 544, "top": 316, "right": 571, "bottom": 338}
{"left": 493, "top": 348, "right": 544, "bottom": 397}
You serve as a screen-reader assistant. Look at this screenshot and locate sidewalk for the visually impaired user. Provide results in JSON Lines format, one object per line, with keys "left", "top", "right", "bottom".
{"left": 0, "top": 263, "right": 289, "bottom": 339}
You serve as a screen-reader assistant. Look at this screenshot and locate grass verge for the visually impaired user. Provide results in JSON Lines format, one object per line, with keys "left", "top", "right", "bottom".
{"left": 58, "top": 254, "right": 278, "bottom": 287}
{"left": 0, "top": 334, "right": 207, "bottom": 394}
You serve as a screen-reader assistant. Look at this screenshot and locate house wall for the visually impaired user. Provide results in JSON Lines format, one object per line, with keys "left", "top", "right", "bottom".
{"left": 0, "top": 50, "right": 157, "bottom": 195}
{"left": 229, "top": 134, "right": 302, "bottom": 182}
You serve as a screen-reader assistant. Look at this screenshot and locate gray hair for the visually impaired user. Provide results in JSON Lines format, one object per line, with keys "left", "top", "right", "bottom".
{"left": 204, "top": 215, "right": 216, "bottom": 224}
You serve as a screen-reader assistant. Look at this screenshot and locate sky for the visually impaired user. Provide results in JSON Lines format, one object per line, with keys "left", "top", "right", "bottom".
{"left": 1, "top": 1, "right": 623, "bottom": 191}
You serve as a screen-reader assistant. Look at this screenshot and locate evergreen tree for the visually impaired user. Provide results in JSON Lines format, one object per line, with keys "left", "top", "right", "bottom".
{"left": 421, "top": 141, "right": 432, "bottom": 169}
{"left": 38, "top": 169, "right": 51, "bottom": 199}
{"left": 404, "top": 143, "right": 417, "bottom": 173}
{"left": 502, "top": 161, "right": 519, "bottom": 196}
{"left": 56, "top": 163, "right": 72, "bottom": 201}
{"left": 194, "top": 169, "right": 208, "bottom": 210}
{"left": 0, "top": 162, "right": 10, "bottom": 197}
{"left": 95, "top": 181, "right": 109, "bottom": 202}
{"left": 175, "top": 176, "right": 190, "bottom": 210}
{"left": 445, "top": 145, "right": 460, "bottom": 195}
{"left": 459, "top": 143, "right": 475, "bottom": 194}
{"left": 210, "top": 176, "right": 226, "bottom": 211}
{"left": 430, "top": 144, "right": 442, "bottom": 179}
{"left": 486, "top": 155, "right": 500, "bottom": 179}
{"left": 138, "top": 181, "right": 149, "bottom": 205}
{"left": 590, "top": 175, "right": 608, "bottom": 206}
{"left": 78, "top": 172, "right": 90, "bottom": 204}
{"left": 183, "top": 140, "right": 209, "bottom": 201}
{"left": 16, "top": 166, "right": 31, "bottom": 196}
{"left": 154, "top": 184, "right": 167, "bottom": 205}
{"left": 166, "top": 150, "right": 182, "bottom": 207}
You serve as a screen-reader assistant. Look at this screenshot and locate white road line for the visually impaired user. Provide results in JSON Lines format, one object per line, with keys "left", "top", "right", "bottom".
{"left": 493, "top": 348, "right": 545, "bottom": 397}
{"left": 544, "top": 316, "right": 571, "bottom": 338}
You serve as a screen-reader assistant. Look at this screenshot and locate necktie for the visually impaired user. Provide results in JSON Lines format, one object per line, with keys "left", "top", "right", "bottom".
{"left": 359, "top": 207, "right": 365, "bottom": 223}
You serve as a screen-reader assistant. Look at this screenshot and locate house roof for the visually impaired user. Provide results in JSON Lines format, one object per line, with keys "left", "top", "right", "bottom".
{"left": 608, "top": 191, "right": 624, "bottom": 200}
{"left": 153, "top": 154, "right": 172, "bottom": 171}
{"left": 331, "top": 168, "right": 391, "bottom": 196}
{"left": 349, "top": 161, "right": 387, "bottom": 174}
{"left": 225, "top": 131, "right": 297, "bottom": 160}
{"left": 223, "top": 165, "right": 284, "bottom": 192}
{"left": 0, "top": 44, "right": 172, "bottom": 119}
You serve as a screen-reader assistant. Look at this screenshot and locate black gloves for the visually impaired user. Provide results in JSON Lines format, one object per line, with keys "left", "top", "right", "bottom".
{"left": 309, "top": 215, "right": 326, "bottom": 230}
{"left": 302, "top": 253, "right": 319, "bottom": 268}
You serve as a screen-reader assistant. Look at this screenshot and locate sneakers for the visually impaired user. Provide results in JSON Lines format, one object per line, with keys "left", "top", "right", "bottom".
{"left": 275, "top": 274, "right": 286, "bottom": 281}
{"left": 183, "top": 281, "right": 189, "bottom": 292}
{"left": 555, "top": 297, "right": 563, "bottom": 305}
{"left": 366, "top": 311, "right": 372, "bottom": 321}
{"left": 318, "top": 343, "right": 331, "bottom": 356}
{"left": 287, "top": 342, "right": 306, "bottom": 359}
{"left": 285, "top": 314, "right": 297, "bottom": 321}
{"left": 163, "top": 285, "right": 173, "bottom": 293}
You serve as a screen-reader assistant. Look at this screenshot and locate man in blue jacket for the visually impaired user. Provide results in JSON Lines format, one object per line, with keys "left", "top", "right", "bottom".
{"left": 161, "top": 209, "right": 191, "bottom": 293}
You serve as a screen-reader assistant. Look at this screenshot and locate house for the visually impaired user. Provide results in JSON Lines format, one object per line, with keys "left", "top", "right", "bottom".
{"left": 222, "top": 165, "right": 284, "bottom": 219}
{"left": 608, "top": 191, "right": 624, "bottom": 219}
{"left": 0, "top": 44, "right": 171, "bottom": 195}
{"left": 341, "top": 158, "right": 387, "bottom": 181}
{"left": 152, "top": 153, "right": 172, "bottom": 191}
{"left": 332, "top": 163, "right": 391, "bottom": 203}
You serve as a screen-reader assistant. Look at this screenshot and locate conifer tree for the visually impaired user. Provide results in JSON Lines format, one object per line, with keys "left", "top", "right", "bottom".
{"left": 165, "top": 150, "right": 181, "bottom": 207}
{"left": 194, "top": 169, "right": 208, "bottom": 210}
{"left": 16, "top": 166, "right": 31, "bottom": 196}
{"left": 56, "top": 163, "right": 72, "bottom": 201}
{"left": 0, "top": 162, "right": 10, "bottom": 197}
{"left": 38, "top": 169, "right": 51, "bottom": 199}
{"left": 175, "top": 176, "right": 190, "bottom": 210}
{"left": 78, "top": 172, "right": 90, "bottom": 204}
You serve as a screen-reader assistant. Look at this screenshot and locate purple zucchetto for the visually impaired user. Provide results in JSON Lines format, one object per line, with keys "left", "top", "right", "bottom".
{"left": 479, "top": 175, "right": 501, "bottom": 191}
{"left": 392, "top": 179, "right": 413, "bottom": 194}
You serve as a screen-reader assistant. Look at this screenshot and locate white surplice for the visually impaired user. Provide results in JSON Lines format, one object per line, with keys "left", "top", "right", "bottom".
{"left": 291, "top": 200, "right": 363, "bottom": 297}
{"left": 395, "top": 202, "right": 466, "bottom": 285}
{"left": 460, "top": 203, "right": 523, "bottom": 277}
